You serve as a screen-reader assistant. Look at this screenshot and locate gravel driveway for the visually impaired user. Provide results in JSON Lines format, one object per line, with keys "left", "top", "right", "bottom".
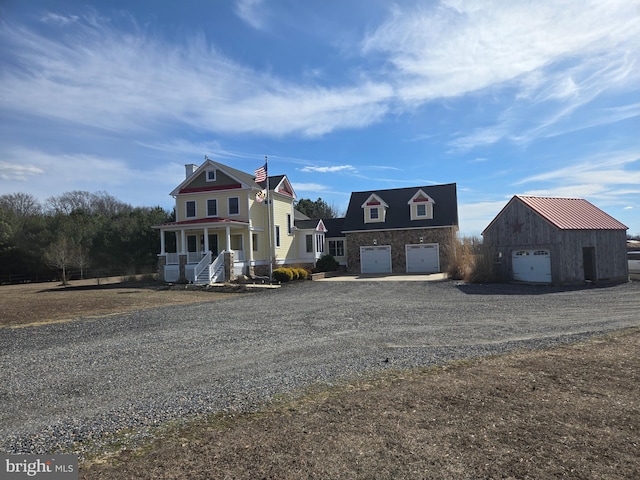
{"left": 2, "top": 280, "right": 639, "bottom": 456}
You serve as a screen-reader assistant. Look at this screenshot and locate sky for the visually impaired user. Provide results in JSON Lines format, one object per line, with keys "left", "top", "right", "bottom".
{"left": 1, "top": 0, "right": 639, "bottom": 236}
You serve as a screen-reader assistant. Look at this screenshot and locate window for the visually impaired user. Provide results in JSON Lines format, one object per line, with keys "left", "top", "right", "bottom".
{"left": 370, "top": 208, "right": 379, "bottom": 220}
{"left": 207, "top": 199, "right": 217, "bottom": 217}
{"left": 329, "top": 240, "right": 344, "bottom": 257}
{"left": 316, "top": 234, "right": 325, "bottom": 253}
{"left": 417, "top": 204, "right": 426, "bottom": 217}
{"left": 306, "top": 235, "right": 313, "bottom": 253}
{"left": 187, "top": 235, "right": 197, "bottom": 252}
{"left": 275, "top": 226, "right": 281, "bottom": 247}
{"left": 252, "top": 234, "right": 258, "bottom": 252}
{"left": 228, "top": 197, "right": 239, "bottom": 215}
{"left": 230, "top": 234, "right": 243, "bottom": 251}
{"left": 186, "top": 200, "right": 196, "bottom": 218}
{"left": 287, "top": 214, "right": 292, "bottom": 234}
{"left": 206, "top": 170, "right": 216, "bottom": 182}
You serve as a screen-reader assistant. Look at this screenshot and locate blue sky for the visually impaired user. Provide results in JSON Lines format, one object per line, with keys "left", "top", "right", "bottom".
{"left": 1, "top": 0, "right": 639, "bottom": 236}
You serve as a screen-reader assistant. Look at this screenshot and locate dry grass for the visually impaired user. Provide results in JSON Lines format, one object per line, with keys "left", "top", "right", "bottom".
{"left": 0, "top": 278, "right": 238, "bottom": 328}
{"left": 80, "top": 329, "right": 640, "bottom": 480}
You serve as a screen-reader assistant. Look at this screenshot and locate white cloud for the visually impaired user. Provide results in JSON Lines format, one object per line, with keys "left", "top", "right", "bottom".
{"left": 300, "top": 165, "right": 356, "bottom": 173}
{"left": 514, "top": 151, "right": 640, "bottom": 207}
{"left": 233, "top": 0, "right": 267, "bottom": 30}
{"left": 0, "top": 161, "right": 45, "bottom": 181}
{"left": 40, "top": 13, "right": 79, "bottom": 26}
{"left": 0, "top": 15, "right": 393, "bottom": 139}
{"left": 0, "top": 146, "right": 178, "bottom": 208}
{"left": 363, "top": 0, "right": 640, "bottom": 102}
{"left": 292, "top": 183, "right": 331, "bottom": 193}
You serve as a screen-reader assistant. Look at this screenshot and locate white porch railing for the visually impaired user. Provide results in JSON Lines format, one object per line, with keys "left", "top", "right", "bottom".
{"left": 193, "top": 251, "right": 212, "bottom": 284}
{"left": 210, "top": 252, "right": 225, "bottom": 283}
{"left": 166, "top": 252, "right": 180, "bottom": 265}
{"left": 187, "top": 251, "right": 203, "bottom": 264}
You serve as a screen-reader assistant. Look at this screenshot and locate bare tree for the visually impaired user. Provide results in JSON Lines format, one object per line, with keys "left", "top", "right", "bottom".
{"left": 44, "top": 237, "right": 78, "bottom": 285}
{"left": 0, "top": 193, "right": 42, "bottom": 217}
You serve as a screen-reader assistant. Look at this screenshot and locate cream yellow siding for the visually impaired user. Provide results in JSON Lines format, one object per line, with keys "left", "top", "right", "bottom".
{"left": 176, "top": 189, "right": 251, "bottom": 223}
{"left": 271, "top": 194, "right": 296, "bottom": 262}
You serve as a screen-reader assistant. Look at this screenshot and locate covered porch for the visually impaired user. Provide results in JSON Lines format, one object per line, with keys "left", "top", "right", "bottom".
{"left": 155, "top": 218, "right": 256, "bottom": 283}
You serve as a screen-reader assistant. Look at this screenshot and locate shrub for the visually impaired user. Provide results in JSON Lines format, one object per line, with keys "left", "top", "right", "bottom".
{"left": 290, "top": 268, "right": 299, "bottom": 280}
{"left": 273, "top": 267, "right": 294, "bottom": 282}
{"left": 295, "top": 268, "right": 309, "bottom": 280}
{"left": 315, "top": 254, "right": 339, "bottom": 272}
{"left": 447, "top": 235, "right": 497, "bottom": 283}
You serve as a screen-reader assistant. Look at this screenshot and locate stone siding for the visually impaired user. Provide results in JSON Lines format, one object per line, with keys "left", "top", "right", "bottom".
{"left": 346, "top": 227, "right": 456, "bottom": 274}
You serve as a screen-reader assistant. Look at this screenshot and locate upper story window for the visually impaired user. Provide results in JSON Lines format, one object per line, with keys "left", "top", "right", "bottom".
{"left": 207, "top": 199, "right": 217, "bottom": 217}
{"left": 186, "top": 200, "right": 196, "bottom": 218}
{"left": 287, "top": 214, "right": 292, "bottom": 234}
{"left": 408, "top": 189, "right": 435, "bottom": 220}
{"left": 228, "top": 197, "right": 239, "bottom": 215}
{"left": 206, "top": 170, "right": 216, "bottom": 182}
{"left": 361, "top": 194, "right": 388, "bottom": 224}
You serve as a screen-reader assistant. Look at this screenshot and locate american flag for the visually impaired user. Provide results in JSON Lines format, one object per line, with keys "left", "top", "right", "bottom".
{"left": 254, "top": 163, "right": 267, "bottom": 183}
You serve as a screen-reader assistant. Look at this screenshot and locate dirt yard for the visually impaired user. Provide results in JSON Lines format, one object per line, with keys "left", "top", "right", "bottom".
{"left": 0, "top": 278, "right": 240, "bottom": 328}
{"left": 80, "top": 328, "right": 639, "bottom": 480}
{"left": 2, "top": 280, "right": 638, "bottom": 479}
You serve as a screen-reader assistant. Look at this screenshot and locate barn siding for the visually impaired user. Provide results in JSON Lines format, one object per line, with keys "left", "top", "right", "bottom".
{"left": 483, "top": 197, "right": 628, "bottom": 285}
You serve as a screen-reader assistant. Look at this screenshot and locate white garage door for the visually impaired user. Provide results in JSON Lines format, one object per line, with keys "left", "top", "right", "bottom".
{"left": 360, "top": 246, "right": 392, "bottom": 274}
{"left": 406, "top": 244, "right": 440, "bottom": 273}
{"left": 512, "top": 249, "right": 551, "bottom": 283}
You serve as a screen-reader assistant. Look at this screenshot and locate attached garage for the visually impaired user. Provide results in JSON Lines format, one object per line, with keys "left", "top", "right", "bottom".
{"left": 512, "top": 249, "right": 551, "bottom": 283}
{"left": 360, "top": 246, "right": 392, "bottom": 274}
{"left": 406, "top": 244, "right": 440, "bottom": 273}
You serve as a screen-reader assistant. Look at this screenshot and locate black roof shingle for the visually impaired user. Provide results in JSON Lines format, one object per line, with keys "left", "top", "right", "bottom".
{"left": 342, "top": 183, "right": 458, "bottom": 232}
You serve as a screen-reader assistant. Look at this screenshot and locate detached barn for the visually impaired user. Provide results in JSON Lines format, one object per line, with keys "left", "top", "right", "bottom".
{"left": 482, "top": 196, "right": 628, "bottom": 285}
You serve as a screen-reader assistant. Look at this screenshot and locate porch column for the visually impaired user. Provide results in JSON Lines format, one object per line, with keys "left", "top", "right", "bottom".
{"left": 203, "top": 227, "right": 209, "bottom": 253}
{"left": 180, "top": 229, "right": 186, "bottom": 254}
{"left": 226, "top": 226, "right": 231, "bottom": 252}
{"left": 160, "top": 229, "right": 166, "bottom": 255}
{"left": 248, "top": 228, "right": 254, "bottom": 264}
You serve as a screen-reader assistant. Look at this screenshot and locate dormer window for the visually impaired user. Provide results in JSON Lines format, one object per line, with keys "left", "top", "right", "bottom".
{"left": 408, "top": 189, "right": 435, "bottom": 220}
{"left": 361, "top": 194, "right": 388, "bottom": 223}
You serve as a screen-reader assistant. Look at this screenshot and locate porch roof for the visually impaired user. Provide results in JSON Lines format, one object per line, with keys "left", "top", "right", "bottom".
{"left": 154, "top": 217, "right": 249, "bottom": 229}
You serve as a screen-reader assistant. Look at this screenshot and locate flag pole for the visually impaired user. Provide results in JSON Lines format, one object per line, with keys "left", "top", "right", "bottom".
{"left": 265, "top": 155, "right": 273, "bottom": 283}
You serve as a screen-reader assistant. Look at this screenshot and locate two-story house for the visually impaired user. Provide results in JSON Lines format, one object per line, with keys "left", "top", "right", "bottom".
{"left": 156, "top": 159, "right": 459, "bottom": 282}
{"left": 155, "top": 159, "right": 325, "bottom": 283}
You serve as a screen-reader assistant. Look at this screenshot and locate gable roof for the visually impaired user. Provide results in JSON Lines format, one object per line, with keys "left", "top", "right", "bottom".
{"left": 259, "top": 175, "right": 296, "bottom": 198}
{"left": 343, "top": 183, "right": 458, "bottom": 232}
{"left": 171, "top": 159, "right": 261, "bottom": 196}
{"left": 516, "top": 196, "right": 627, "bottom": 230}
{"left": 483, "top": 195, "right": 628, "bottom": 233}
{"left": 294, "top": 219, "right": 327, "bottom": 232}
{"left": 322, "top": 217, "right": 345, "bottom": 237}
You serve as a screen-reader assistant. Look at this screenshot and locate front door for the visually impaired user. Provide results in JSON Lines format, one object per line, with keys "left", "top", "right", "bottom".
{"left": 583, "top": 247, "right": 596, "bottom": 282}
{"left": 208, "top": 234, "right": 219, "bottom": 256}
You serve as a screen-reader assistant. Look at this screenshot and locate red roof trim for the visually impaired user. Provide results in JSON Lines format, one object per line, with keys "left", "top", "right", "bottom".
{"left": 179, "top": 183, "right": 242, "bottom": 194}
{"left": 366, "top": 201, "right": 381, "bottom": 206}
{"left": 277, "top": 187, "right": 294, "bottom": 197}
{"left": 157, "top": 217, "right": 249, "bottom": 227}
